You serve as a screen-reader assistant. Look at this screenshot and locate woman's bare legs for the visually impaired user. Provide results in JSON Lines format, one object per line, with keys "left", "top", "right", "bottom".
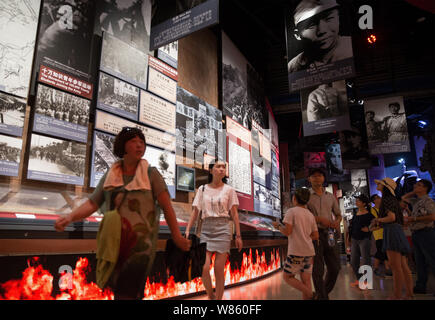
{"left": 214, "top": 252, "right": 228, "bottom": 300}
{"left": 401, "top": 255, "right": 413, "bottom": 298}
{"left": 387, "top": 250, "right": 405, "bottom": 299}
{"left": 202, "top": 251, "right": 215, "bottom": 300}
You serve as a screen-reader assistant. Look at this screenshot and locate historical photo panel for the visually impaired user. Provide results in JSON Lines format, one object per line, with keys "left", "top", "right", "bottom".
{"left": 94, "top": 0, "right": 152, "bottom": 54}
{"left": 33, "top": 84, "right": 90, "bottom": 143}
{"left": 157, "top": 41, "right": 178, "bottom": 69}
{"left": 222, "top": 32, "right": 267, "bottom": 129}
{"left": 100, "top": 32, "right": 148, "bottom": 90}
{"left": 285, "top": 0, "right": 355, "bottom": 92}
{"left": 0, "top": 134, "right": 22, "bottom": 177}
{"left": 364, "top": 96, "right": 410, "bottom": 154}
{"left": 90, "top": 130, "right": 117, "bottom": 188}
{"left": 34, "top": 0, "right": 95, "bottom": 85}
{"left": 300, "top": 80, "right": 350, "bottom": 136}
{"left": 176, "top": 87, "right": 223, "bottom": 165}
{"left": 228, "top": 139, "right": 252, "bottom": 195}
{"left": 0, "top": 92, "right": 26, "bottom": 137}
{"left": 144, "top": 145, "right": 176, "bottom": 199}
{"left": 97, "top": 72, "right": 139, "bottom": 121}
{"left": 0, "top": 0, "right": 41, "bottom": 97}
{"left": 27, "top": 133, "right": 86, "bottom": 185}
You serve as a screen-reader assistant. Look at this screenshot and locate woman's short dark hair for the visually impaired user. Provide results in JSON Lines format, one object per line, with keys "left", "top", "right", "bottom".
{"left": 370, "top": 194, "right": 380, "bottom": 203}
{"left": 208, "top": 158, "right": 227, "bottom": 184}
{"left": 294, "top": 187, "right": 311, "bottom": 205}
{"left": 356, "top": 194, "right": 371, "bottom": 212}
{"left": 418, "top": 179, "right": 433, "bottom": 194}
{"left": 113, "top": 127, "right": 146, "bottom": 158}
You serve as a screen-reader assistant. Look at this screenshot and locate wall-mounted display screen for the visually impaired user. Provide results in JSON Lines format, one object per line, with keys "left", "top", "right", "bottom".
{"left": 176, "top": 165, "right": 195, "bottom": 192}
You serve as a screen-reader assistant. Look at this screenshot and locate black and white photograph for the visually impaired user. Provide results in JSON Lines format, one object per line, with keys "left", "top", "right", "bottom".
{"left": 253, "top": 182, "right": 273, "bottom": 216}
{"left": 0, "top": 134, "right": 22, "bottom": 177}
{"left": 176, "top": 87, "right": 223, "bottom": 165}
{"left": 90, "top": 130, "right": 118, "bottom": 188}
{"left": 339, "top": 104, "right": 372, "bottom": 169}
{"left": 97, "top": 72, "right": 139, "bottom": 121}
{"left": 94, "top": 0, "right": 152, "bottom": 54}
{"left": 222, "top": 32, "right": 267, "bottom": 129}
{"left": 285, "top": 0, "right": 355, "bottom": 92}
{"left": 150, "top": 0, "right": 219, "bottom": 50}
{"left": 100, "top": 32, "right": 148, "bottom": 89}
{"left": 325, "top": 143, "right": 349, "bottom": 182}
{"left": 301, "top": 80, "right": 350, "bottom": 136}
{"left": 157, "top": 41, "right": 178, "bottom": 69}
{"left": 364, "top": 96, "right": 410, "bottom": 154}
{"left": 0, "top": 92, "right": 26, "bottom": 137}
{"left": 340, "top": 169, "right": 369, "bottom": 211}
{"left": 144, "top": 145, "right": 176, "bottom": 198}
{"left": 271, "top": 149, "right": 280, "bottom": 198}
{"left": 0, "top": 0, "right": 41, "bottom": 98}
{"left": 33, "top": 84, "right": 90, "bottom": 143}
{"left": 27, "top": 133, "right": 86, "bottom": 185}
{"left": 34, "top": 0, "right": 95, "bottom": 85}
{"left": 272, "top": 196, "right": 281, "bottom": 218}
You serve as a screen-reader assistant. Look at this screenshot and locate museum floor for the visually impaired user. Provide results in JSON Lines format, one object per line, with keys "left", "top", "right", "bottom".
{"left": 186, "top": 258, "right": 435, "bottom": 301}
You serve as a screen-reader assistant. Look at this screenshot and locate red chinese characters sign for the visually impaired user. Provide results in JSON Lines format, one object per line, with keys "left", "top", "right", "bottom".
{"left": 38, "top": 65, "right": 93, "bottom": 99}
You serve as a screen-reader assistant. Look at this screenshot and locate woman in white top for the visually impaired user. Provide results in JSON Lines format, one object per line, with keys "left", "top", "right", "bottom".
{"left": 185, "top": 160, "right": 243, "bottom": 300}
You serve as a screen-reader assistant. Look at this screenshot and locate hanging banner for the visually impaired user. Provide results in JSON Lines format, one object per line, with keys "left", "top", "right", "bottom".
{"left": 0, "top": 0, "right": 41, "bottom": 97}
{"left": 325, "top": 143, "right": 350, "bottom": 182}
{"left": 301, "top": 80, "right": 350, "bottom": 136}
{"left": 150, "top": 0, "right": 219, "bottom": 50}
{"left": 304, "top": 152, "right": 326, "bottom": 177}
{"left": 364, "top": 96, "right": 410, "bottom": 154}
{"left": 339, "top": 105, "right": 372, "bottom": 169}
{"left": 285, "top": 0, "right": 355, "bottom": 92}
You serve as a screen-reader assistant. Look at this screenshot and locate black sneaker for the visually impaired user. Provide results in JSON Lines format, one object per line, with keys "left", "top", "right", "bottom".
{"left": 413, "top": 287, "right": 427, "bottom": 294}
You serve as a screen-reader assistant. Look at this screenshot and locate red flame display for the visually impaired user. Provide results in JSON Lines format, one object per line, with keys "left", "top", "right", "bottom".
{"left": 0, "top": 249, "right": 280, "bottom": 300}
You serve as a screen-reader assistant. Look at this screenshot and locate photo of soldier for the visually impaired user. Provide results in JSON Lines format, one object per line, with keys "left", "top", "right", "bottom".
{"left": 35, "top": 85, "right": 90, "bottom": 127}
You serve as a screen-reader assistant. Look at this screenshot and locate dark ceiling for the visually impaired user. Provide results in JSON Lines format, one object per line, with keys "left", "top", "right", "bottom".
{"left": 220, "top": 0, "right": 435, "bottom": 155}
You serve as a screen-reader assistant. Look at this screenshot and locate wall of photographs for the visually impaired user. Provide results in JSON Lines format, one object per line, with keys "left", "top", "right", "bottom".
{"left": 0, "top": 0, "right": 283, "bottom": 219}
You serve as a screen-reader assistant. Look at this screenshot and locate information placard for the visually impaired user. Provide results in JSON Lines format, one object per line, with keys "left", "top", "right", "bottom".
{"left": 147, "top": 67, "right": 177, "bottom": 104}
{"left": 139, "top": 90, "right": 176, "bottom": 134}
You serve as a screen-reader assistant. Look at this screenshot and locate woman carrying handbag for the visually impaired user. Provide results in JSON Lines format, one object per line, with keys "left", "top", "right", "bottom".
{"left": 185, "top": 159, "right": 243, "bottom": 300}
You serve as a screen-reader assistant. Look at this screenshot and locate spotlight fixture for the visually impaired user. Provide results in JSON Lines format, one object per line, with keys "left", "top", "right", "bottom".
{"left": 398, "top": 158, "right": 405, "bottom": 164}
{"left": 349, "top": 98, "right": 356, "bottom": 104}
{"left": 418, "top": 120, "right": 427, "bottom": 128}
{"left": 367, "top": 34, "right": 377, "bottom": 44}
{"left": 358, "top": 99, "right": 364, "bottom": 105}
{"left": 346, "top": 82, "right": 353, "bottom": 88}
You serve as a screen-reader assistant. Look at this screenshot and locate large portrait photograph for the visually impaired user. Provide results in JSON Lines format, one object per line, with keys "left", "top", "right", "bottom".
{"left": 301, "top": 80, "right": 350, "bottom": 136}
{"left": 286, "top": 0, "right": 355, "bottom": 92}
{"left": 94, "top": 0, "right": 152, "bottom": 54}
{"left": 364, "top": 96, "right": 410, "bottom": 154}
{"left": 35, "top": 0, "right": 95, "bottom": 82}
